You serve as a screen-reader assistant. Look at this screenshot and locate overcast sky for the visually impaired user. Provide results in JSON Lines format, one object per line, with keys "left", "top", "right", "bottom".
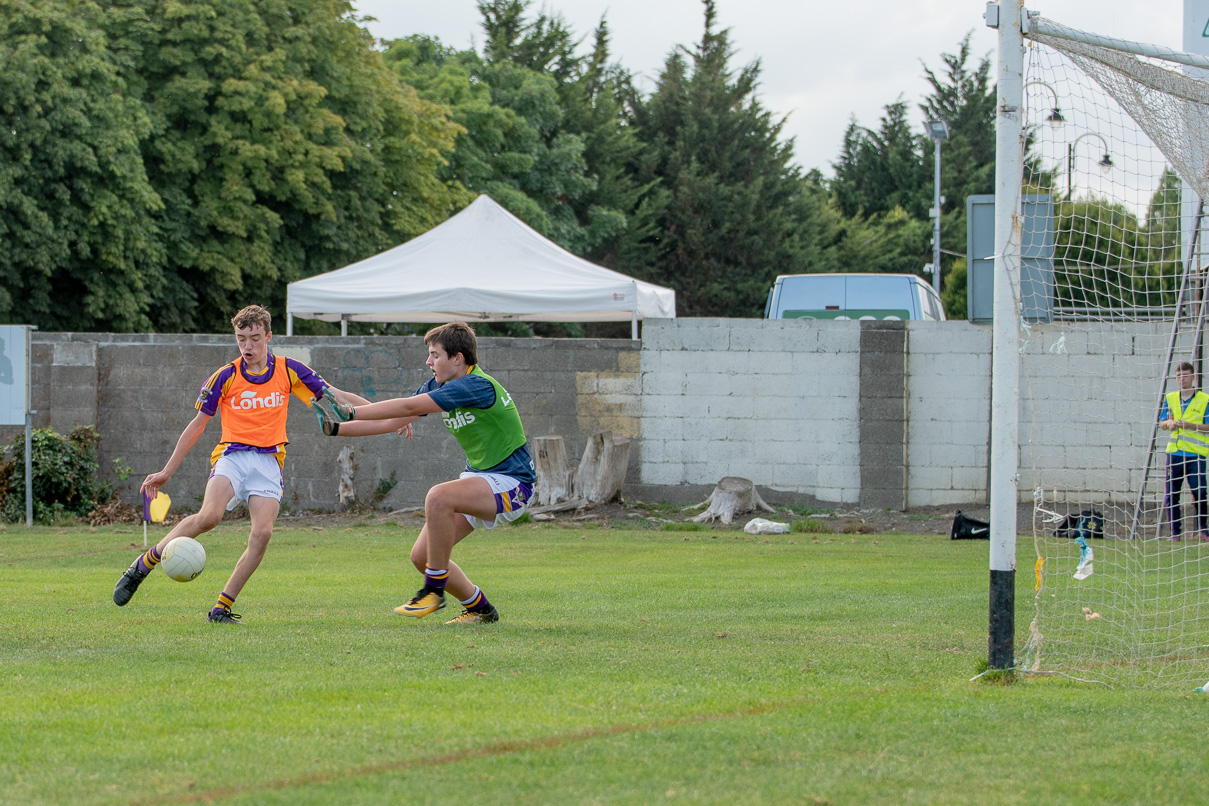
{"left": 349, "top": 1, "right": 1183, "bottom": 175}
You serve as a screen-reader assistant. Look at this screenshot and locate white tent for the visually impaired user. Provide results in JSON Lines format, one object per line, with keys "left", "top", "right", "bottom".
{"left": 286, "top": 195, "right": 675, "bottom": 339}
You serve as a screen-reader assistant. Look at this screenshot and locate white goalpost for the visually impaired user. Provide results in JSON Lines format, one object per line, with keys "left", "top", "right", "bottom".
{"left": 992, "top": 3, "right": 1209, "bottom": 687}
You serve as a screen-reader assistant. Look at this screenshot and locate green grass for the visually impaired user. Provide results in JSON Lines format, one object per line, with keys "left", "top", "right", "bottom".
{"left": 3, "top": 522, "right": 1208, "bottom": 805}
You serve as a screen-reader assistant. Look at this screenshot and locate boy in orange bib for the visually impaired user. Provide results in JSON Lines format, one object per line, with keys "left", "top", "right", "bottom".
{"left": 112, "top": 305, "right": 368, "bottom": 623}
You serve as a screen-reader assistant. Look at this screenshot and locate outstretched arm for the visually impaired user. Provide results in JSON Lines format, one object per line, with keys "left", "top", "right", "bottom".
{"left": 334, "top": 416, "right": 419, "bottom": 437}
{"left": 140, "top": 411, "right": 210, "bottom": 497}
{"left": 336, "top": 392, "right": 444, "bottom": 422}
{"left": 324, "top": 385, "right": 370, "bottom": 407}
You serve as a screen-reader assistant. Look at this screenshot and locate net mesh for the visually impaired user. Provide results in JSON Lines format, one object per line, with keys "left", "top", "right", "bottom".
{"left": 1019, "top": 22, "right": 1209, "bottom": 689}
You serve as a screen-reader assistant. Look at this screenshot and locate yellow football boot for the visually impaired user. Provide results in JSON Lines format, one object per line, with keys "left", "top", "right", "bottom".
{"left": 394, "top": 586, "right": 446, "bottom": 618}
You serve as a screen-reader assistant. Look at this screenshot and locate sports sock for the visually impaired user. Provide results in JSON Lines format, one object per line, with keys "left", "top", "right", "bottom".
{"left": 424, "top": 566, "right": 449, "bottom": 593}
{"left": 136, "top": 545, "right": 163, "bottom": 575}
{"left": 210, "top": 591, "right": 236, "bottom": 615}
{"left": 460, "top": 586, "right": 492, "bottom": 612}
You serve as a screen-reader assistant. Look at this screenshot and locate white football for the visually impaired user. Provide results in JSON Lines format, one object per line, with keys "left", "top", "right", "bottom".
{"left": 161, "top": 536, "right": 206, "bottom": 582}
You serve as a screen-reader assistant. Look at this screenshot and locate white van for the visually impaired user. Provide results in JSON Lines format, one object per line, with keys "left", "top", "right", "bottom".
{"left": 764, "top": 273, "right": 946, "bottom": 321}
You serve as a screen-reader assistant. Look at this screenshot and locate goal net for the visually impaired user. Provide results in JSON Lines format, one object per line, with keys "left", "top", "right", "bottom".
{"left": 1018, "top": 18, "right": 1209, "bottom": 688}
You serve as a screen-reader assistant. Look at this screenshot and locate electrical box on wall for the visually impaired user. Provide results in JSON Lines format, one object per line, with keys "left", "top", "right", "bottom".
{"left": 966, "top": 194, "right": 1056, "bottom": 324}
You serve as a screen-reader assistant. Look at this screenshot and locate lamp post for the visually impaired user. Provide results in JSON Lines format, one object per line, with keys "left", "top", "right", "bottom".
{"left": 1066, "top": 131, "right": 1113, "bottom": 201}
{"left": 1023, "top": 80, "right": 1065, "bottom": 129}
{"left": 925, "top": 118, "right": 949, "bottom": 298}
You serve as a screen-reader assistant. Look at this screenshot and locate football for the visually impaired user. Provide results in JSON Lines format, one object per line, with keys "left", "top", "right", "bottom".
{"left": 161, "top": 536, "right": 206, "bottom": 582}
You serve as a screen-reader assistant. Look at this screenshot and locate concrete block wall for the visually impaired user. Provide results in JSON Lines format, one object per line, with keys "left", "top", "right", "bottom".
{"left": 859, "top": 323, "right": 908, "bottom": 509}
{"left": 4, "top": 318, "right": 1178, "bottom": 513}
{"left": 8, "top": 333, "right": 640, "bottom": 514}
{"left": 905, "top": 323, "right": 992, "bottom": 506}
{"left": 1017, "top": 321, "right": 1170, "bottom": 507}
{"left": 639, "top": 319, "right": 861, "bottom": 505}
{"left": 640, "top": 318, "right": 1174, "bottom": 509}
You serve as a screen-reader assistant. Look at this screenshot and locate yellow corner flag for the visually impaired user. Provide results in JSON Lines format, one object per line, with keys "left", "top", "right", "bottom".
{"left": 147, "top": 491, "right": 171, "bottom": 523}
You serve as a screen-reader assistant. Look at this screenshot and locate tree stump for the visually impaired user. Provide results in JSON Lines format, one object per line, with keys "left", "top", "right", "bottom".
{"left": 528, "top": 431, "right": 632, "bottom": 515}
{"left": 533, "top": 435, "right": 572, "bottom": 507}
{"left": 687, "top": 477, "right": 775, "bottom": 524}
{"left": 572, "top": 431, "right": 631, "bottom": 505}
{"left": 337, "top": 446, "right": 356, "bottom": 508}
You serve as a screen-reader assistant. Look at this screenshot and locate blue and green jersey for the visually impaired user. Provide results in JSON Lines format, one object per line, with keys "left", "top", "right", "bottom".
{"left": 416, "top": 365, "right": 534, "bottom": 483}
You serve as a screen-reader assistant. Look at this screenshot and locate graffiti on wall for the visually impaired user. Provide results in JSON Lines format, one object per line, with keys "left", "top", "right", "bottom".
{"left": 335, "top": 347, "right": 422, "bottom": 400}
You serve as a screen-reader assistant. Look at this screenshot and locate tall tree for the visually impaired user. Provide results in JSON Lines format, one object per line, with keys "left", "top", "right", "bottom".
{"left": 385, "top": 3, "right": 637, "bottom": 259}
{"left": 1135, "top": 167, "right": 1182, "bottom": 309}
{"left": 825, "top": 34, "right": 998, "bottom": 306}
{"left": 0, "top": 0, "right": 164, "bottom": 331}
{"left": 918, "top": 33, "right": 996, "bottom": 219}
{"left": 831, "top": 101, "right": 929, "bottom": 220}
{"left": 555, "top": 19, "right": 645, "bottom": 265}
{"left": 384, "top": 31, "right": 602, "bottom": 252}
{"left": 1053, "top": 196, "right": 1141, "bottom": 310}
{"left": 619, "top": 0, "right": 816, "bottom": 317}
{"left": 918, "top": 34, "right": 996, "bottom": 292}
{"left": 104, "top": 0, "right": 465, "bottom": 332}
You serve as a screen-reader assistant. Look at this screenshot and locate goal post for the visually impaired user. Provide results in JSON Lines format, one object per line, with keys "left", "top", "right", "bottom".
{"left": 988, "top": 0, "right": 1025, "bottom": 672}
{"left": 991, "top": 3, "right": 1209, "bottom": 687}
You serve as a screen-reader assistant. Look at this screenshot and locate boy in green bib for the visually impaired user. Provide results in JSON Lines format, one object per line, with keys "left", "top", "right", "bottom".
{"left": 323, "top": 322, "right": 534, "bottom": 623}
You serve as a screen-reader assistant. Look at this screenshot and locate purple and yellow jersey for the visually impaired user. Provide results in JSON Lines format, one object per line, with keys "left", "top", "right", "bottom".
{"left": 196, "top": 355, "right": 327, "bottom": 468}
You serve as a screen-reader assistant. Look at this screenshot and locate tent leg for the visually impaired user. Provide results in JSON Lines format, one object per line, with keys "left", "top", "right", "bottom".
{"left": 631, "top": 311, "right": 638, "bottom": 340}
{"left": 286, "top": 313, "right": 293, "bottom": 336}
{"left": 341, "top": 318, "right": 348, "bottom": 337}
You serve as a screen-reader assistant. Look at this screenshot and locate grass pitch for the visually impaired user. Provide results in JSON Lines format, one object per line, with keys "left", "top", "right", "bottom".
{"left": 3, "top": 520, "right": 1208, "bottom": 805}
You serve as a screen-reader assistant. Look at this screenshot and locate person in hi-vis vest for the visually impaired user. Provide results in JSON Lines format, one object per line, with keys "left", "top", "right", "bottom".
{"left": 1160, "top": 361, "right": 1209, "bottom": 541}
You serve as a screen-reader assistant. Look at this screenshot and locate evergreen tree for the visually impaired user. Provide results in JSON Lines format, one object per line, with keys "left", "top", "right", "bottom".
{"left": 385, "top": 3, "right": 636, "bottom": 259}
{"left": 1053, "top": 196, "right": 1141, "bottom": 311}
{"left": 918, "top": 33, "right": 997, "bottom": 285}
{"left": 557, "top": 19, "right": 646, "bottom": 266}
{"left": 826, "top": 100, "right": 931, "bottom": 286}
{"left": 619, "top": 0, "right": 817, "bottom": 317}
{"left": 831, "top": 101, "right": 929, "bottom": 220}
{"left": 825, "top": 34, "right": 997, "bottom": 305}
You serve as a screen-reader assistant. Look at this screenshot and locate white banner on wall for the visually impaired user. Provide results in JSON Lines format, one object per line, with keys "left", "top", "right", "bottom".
{"left": 0, "top": 325, "right": 28, "bottom": 426}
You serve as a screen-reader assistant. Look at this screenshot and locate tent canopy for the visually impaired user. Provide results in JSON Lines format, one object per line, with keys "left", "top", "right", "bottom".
{"left": 286, "top": 195, "right": 675, "bottom": 333}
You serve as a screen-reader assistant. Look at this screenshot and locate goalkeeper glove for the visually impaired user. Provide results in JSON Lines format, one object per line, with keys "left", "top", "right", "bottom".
{"left": 323, "top": 387, "right": 356, "bottom": 422}
{"left": 314, "top": 404, "right": 341, "bottom": 436}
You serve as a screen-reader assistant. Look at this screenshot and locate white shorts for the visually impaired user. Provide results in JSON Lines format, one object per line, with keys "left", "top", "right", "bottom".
{"left": 459, "top": 471, "right": 533, "bottom": 530}
{"left": 211, "top": 450, "right": 284, "bottom": 511}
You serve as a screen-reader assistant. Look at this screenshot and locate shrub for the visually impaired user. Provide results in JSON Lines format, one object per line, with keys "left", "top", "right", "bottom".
{"left": 793, "top": 518, "right": 831, "bottom": 534}
{"left": 372, "top": 471, "right": 399, "bottom": 505}
{"left": 1, "top": 426, "right": 109, "bottom": 523}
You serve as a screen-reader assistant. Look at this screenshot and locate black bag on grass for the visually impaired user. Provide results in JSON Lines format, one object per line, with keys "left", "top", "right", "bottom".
{"left": 1053, "top": 509, "right": 1104, "bottom": 539}
{"left": 950, "top": 511, "right": 990, "bottom": 540}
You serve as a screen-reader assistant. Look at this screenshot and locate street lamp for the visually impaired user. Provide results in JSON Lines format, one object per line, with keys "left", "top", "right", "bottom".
{"left": 1066, "top": 131, "right": 1113, "bottom": 200}
{"left": 925, "top": 118, "right": 949, "bottom": 298}
{"left": 1024, "top": 80, "right": 1065, "bottom": 129}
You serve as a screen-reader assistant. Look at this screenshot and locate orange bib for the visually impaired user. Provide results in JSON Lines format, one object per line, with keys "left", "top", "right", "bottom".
{"left": 214, "top": 356, "right": 295, "bottom": 448}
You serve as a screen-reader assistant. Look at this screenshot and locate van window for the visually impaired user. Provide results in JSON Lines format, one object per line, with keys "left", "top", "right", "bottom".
{"left": 766, "top": 273, "right": 944, "bottom": 321}
{"left": 915, "top": 281, "right": 945, "bottom": 322}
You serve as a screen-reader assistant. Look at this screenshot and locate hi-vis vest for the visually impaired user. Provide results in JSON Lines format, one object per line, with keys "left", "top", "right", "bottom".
{"left": 1166, "top": 390, "right": 1209, "bottom": 456}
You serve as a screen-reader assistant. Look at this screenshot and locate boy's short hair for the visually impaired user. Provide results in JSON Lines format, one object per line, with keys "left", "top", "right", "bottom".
{"left": 425, "top": 322, "right": 477, "bottom": 366}
{"left": 1177, "top": 361, "right": 1196, "bottom": 375}
{"left": 231, "top": 305, "right": 272, "bottom": 333}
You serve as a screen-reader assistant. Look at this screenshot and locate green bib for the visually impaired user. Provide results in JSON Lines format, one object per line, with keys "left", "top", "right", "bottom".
{"left": 442, "top": 366, "right": 527, "bottom": 470}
